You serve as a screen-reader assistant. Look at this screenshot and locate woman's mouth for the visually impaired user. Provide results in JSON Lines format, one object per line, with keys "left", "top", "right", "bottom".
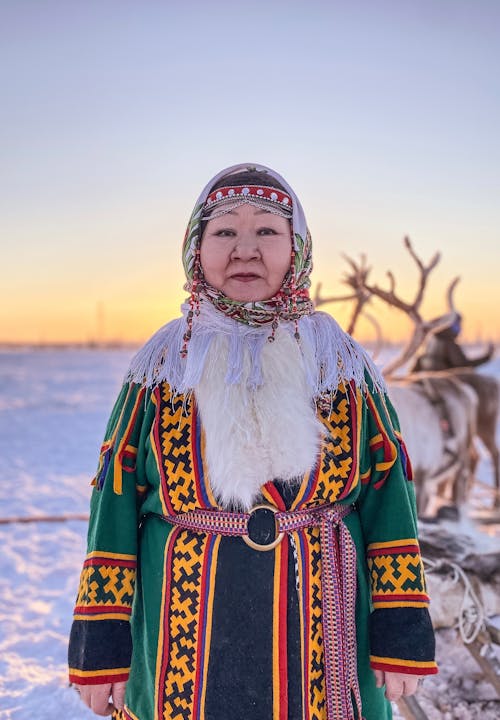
{"left": 230, "top": 273, "right": 260, "bottom": 282}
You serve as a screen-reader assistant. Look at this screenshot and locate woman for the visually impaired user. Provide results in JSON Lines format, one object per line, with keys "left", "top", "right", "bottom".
{"left": 69, "top": 163, "right": 437, "bottom": 720}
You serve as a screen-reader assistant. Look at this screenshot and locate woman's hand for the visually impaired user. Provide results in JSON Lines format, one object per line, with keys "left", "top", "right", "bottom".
{"left": 73, "top": 681, "right": 127, "bottom": 716}
{"left": 374, "top": 670, "right": 420, "bottom": 702}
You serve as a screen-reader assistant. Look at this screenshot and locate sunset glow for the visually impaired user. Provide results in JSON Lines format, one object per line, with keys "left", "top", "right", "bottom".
{"left": 1, "top": 1, "right": 499, "bottom": 345}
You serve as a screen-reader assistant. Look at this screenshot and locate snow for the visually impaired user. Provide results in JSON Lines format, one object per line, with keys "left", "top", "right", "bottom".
{"left": 0, "top": 350, "right": 131, "bottom": 720}
{"left": 0, "top": 349, "right": 499, "bottom": 719}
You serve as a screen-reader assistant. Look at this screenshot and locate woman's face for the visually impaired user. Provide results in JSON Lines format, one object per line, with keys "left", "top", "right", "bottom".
{"left": 200, "top": 204, "right": 292, "bottom": 302}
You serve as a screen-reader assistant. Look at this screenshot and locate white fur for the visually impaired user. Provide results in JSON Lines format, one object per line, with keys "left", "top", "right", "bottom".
{"left": 194, "top": 328, "right": 325, "bottom": 510}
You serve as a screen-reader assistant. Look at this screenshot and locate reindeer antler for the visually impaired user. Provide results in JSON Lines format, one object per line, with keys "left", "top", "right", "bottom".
{"left": 314, "top": 239, "right": 460, "bottom": 376}
{"left": 447, "top": 276, "right": 460, "bottom": 315}
{"left": 359, "top": 239, "right": 460, "bottom": 376}
{"left": 314, "top": 254, "right": 374, "bottom": 335}
{"left": 363, "top": 236, "right": 440, "bottom": 325}
{"left": 314, "top": 282, "right": 358, "bottom": 306}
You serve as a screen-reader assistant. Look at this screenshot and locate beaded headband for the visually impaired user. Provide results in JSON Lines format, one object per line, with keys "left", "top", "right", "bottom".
{"left": 203, "top": 185, "right": 293, "bottom": 222}
{"left": 205, "top": 185, "right": 293, "bottom": 209}
{"left": 202, "top": 197, "right": 293, "bottom": 223}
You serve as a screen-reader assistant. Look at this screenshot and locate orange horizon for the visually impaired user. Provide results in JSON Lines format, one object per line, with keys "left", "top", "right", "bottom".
{"left": 2, "top": 260, "right": 498, "bottom": 346}
{"left": 1, "top": 301, "right": 498, "bottom": 346}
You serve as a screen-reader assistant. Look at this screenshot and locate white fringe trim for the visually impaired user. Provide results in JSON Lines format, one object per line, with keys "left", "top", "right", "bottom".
{"left": 125, "top": 301, "right": 386, "bottom": 398}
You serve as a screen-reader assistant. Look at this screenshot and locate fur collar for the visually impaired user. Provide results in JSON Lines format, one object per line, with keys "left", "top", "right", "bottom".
{"left": 194, "top": 329, "right": 325, "bottom": 510}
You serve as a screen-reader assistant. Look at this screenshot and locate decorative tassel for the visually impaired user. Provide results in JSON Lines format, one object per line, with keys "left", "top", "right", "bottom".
{"left": 95, "top": 444, "right": 113, "bottom": 490}
{"left": 290, "top": 248, "right": 301, "bottom": 341}
{"left": 181, "top": 247, "right": 201, "bottom": 358}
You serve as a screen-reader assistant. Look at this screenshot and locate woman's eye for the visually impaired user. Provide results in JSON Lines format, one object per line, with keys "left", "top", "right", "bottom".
{"left": 257, "top": 227, "right": 277, "bottom": 236}
{"left": 214, "top": 229, "right": 236, "bottom": 237}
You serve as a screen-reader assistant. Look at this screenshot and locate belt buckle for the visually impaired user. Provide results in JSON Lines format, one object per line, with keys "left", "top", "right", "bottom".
{"left": 242, "top": 503, "right": 284, "bottom": 552}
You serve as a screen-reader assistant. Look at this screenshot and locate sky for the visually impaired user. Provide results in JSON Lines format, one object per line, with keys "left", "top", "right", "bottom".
{"left": 1, "top": 0, "right": 499, "bottom": 344}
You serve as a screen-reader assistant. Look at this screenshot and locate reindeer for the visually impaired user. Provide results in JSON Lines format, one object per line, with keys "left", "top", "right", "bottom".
{"left": 315, "top": 238, "right": 499, "bottom": 518}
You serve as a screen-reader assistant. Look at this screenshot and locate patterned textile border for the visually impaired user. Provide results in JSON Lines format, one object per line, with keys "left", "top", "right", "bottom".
{"left": 74, "top": 551, "right": 137, "bottom": 621}
{"left": 367, "top": 540, "right": 429, "bottom": 609}
{"left": 155, "top": 527, "right": 221, "bottom": 720}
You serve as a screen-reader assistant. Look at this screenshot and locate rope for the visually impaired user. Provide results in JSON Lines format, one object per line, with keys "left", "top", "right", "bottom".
{"left": 0, "top": 514, "right": 89, "bottom": 525}
{"left": 423, "top": 556, "right": 485, "bottom": 643}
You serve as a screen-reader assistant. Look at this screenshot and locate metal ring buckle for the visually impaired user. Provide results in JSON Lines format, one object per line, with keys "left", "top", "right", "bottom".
{"left": 242, "top": 503, "right": 285, "bottom": 552}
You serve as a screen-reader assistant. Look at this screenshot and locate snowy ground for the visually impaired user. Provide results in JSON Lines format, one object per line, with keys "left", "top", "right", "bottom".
{"left": 0, "top": 349, "right": 499, "bottom": 719}
{"left": 0, "top": 350, "right": 130, "bottom": 720}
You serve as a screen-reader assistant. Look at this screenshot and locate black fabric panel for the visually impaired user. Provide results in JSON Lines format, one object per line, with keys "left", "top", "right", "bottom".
{"left": 274, "top": 478, "right": 303, "bottom": 720}
{"left": 274, "top": 478, "right": 303, "bottom": 510}
{"left": 68, "top": 619, "right": 132, "bottom": 670}
{"left": 205, "top": 535, "right": 275, "bottom": 720}
{"left": 370, "top": 607, "right": 436, "bottom": 661}
{"left": 286, "top": 539, "right": 302, "bottom": 720}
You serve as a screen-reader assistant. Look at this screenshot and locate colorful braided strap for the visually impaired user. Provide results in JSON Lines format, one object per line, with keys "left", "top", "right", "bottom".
{"left": 143, "top": 502, "right": 361, "bottom": 720}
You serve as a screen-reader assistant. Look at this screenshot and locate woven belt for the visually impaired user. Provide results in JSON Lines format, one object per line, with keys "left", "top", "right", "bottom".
{"left": 143, "top": 502, "right": 362, "bottom": 720}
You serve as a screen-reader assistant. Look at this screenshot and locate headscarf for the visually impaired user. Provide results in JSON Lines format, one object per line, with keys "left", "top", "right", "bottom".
{"left": 126, "top": 163, "right": 385, "bottom": 398}
{"left": 181, "top": 163, "right": 314, "bottom": 329}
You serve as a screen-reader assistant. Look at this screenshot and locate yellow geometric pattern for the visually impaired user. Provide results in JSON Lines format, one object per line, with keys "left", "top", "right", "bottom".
{"left": 367, "top": 540, "right": 428, "bottom": 609}
{"left": 76, "top": 565, "right": 136, "bottom": 605}
{"left": 313, "top": 386, "right": 360, "bottom": 505}
{"left": 156, "top": 383, "right": 213, "bottom": 514}
{"left": 369, "top": 554, "right": 423, "bottom": 593}
{"left": 162, "top": 530, "right": 211, "bottom": 720}
{"left": 74, "top": 553, "right": 136, "bottom": 621}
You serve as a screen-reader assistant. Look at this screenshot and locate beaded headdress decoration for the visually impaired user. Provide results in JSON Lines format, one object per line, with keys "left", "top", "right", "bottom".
{"left": 181, "top": 163, "right": 314, "bottom": 357}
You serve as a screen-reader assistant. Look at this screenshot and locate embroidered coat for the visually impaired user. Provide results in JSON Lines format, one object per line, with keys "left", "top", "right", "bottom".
{"left": 68, "top": 377, "right": 437, "bottom": 720}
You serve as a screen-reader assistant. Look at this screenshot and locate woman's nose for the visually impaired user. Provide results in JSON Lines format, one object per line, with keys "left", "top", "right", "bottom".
{"left": 231, "top": 233, "right": 261, "bottom": 260}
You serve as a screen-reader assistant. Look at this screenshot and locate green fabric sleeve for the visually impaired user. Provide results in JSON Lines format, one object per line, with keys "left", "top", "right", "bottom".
{"left": 357, "top": 388, "right": 437, "bottom": 676}
{"left": 68, "top": 382, "right": 154, "bottom": 686}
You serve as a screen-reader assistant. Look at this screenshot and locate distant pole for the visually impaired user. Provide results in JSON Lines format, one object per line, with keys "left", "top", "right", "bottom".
{"left": 96, "top": 302, "right": 105, "bottom": 345}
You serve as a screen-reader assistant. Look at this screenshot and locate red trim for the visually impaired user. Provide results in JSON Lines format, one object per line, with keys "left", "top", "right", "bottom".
{"left": 301, "top": 458, "right": 320, "bottom": 508}
{"left": 338, "top": 382, "right": 359, "bottom": 500}
{"left": 367, "top": 394, "right": 394, "bottom": 488}
{"left": 261, "top": 481, "right": 289, "bottom": 720}
{"left": 193, "top": 535, "right": 211, "bottom": 715}
{"left": 367, "top": 545, "right": 418, "bottom": 557}
{"left": 69, "top": 671, "right": 130, "bottom": 685}
{"left": 372, "top": 594, "right": 430, "bottom": 603}
{"left": 278, "top": 537, "right": 289, "bottom": 720}
{"left": 263, "top": 482, "right": 286, "bottom": 511}
{"left": 122, "top": 449, "right": 137, "bottom": 460}
{"left": 370, "top": 660, "right": 438, "bottom": 676}
{"left": 83, "top": 557, "right": 137, "bottom": 568}
{"left": 396, "top": 435, "right": 414, "bottom": 481}
{"left": 74, "top": 605, "right": 132, "bottom": 615}
{"left": 191, "top": 402, "right": 210, "bottom": 509}
{"left": 117, "top": 387, "right": 145, "bottom": 467}
{"left": 302, "top": 539, "right": 311, "bottom": 720}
